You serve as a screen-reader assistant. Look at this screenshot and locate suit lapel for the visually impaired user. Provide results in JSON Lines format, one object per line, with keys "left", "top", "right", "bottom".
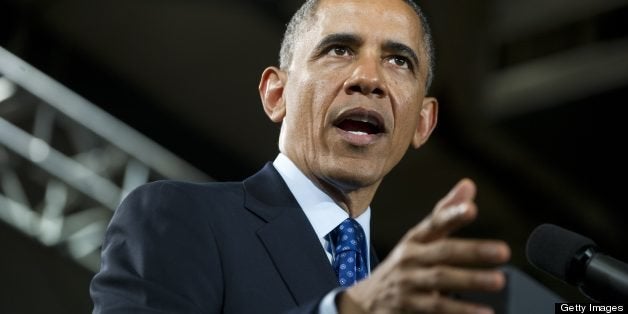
{"left": 370, "top": 246, "right": 380, "bottom": 270}
{"left": 243, "top": 163, "right": 338, "bottom": 305}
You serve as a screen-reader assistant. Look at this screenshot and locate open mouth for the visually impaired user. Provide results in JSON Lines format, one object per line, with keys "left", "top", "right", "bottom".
{"left": 332, "top": 108, "right": 386, "bottom": 146}
{"left": 333, "top": 109, "right": 385, "bottom": 136}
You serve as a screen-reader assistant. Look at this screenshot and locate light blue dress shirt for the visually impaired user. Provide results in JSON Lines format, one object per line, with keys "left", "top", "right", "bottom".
{"left": 273, "top": 153, "right": 371, "bottom": 313}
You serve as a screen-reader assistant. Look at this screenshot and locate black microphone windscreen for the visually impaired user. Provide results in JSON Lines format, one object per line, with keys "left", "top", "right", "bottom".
{"left": 526, "top": 224, "right": 596, "bottom": 281}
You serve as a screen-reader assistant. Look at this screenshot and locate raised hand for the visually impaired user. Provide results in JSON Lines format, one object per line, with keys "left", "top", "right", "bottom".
{"left": 340, "top": 179, "right": 511, "bottom": 314}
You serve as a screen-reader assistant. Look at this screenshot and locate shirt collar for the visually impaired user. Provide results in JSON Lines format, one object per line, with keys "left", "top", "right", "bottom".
{"left": 272, "top": 153, "right": 371, "bottom": 244}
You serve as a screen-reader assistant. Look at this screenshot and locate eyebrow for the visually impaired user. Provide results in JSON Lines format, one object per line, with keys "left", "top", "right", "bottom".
{"left": 383, "top": 40, "right": 420, "bottom": 70}
{"left": 311, "top": 33, "right": 363, "bottom": 57}
{"left": 311, "top": 33, "right": 420, "bottom": 70}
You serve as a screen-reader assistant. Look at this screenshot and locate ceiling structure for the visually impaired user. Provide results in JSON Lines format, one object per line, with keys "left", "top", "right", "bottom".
{"left": 1, "top": 0, "right": 627, "bottom": 312}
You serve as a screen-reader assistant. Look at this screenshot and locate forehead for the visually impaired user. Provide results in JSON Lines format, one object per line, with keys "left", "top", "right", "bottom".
{"left": 309, "top": 0, "right": 423, "bottom": 51}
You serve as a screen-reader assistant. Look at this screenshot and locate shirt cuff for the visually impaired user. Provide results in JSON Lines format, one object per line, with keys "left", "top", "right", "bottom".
{"left": 318, "top": 287, "right": 346, "bottom": 314}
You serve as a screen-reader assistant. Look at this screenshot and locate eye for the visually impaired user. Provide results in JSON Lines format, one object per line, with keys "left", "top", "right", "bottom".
{"left": 328, "top": 46, "right": 352, "bottom": 57}
{"left": 386, "top": 56, "right": 411, "bottom": 69}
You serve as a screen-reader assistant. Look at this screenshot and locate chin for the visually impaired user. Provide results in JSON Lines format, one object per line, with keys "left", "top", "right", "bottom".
{"left": 322, "top": 157, "right": 385, "bottom": 191}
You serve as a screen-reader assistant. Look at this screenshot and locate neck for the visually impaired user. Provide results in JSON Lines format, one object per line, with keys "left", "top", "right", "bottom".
{"left": 309, "top": 175, "right": 380, "bottom": 218}
{"left": 279, "top": 151, "right": 382, "bottom": 217}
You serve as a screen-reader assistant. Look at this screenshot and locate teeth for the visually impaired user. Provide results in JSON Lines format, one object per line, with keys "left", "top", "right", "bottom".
{"left": 348, "top": 131, "right": 368, "bottom": 135}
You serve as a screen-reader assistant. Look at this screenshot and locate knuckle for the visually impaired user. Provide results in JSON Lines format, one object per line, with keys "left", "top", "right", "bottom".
{"left": 385, "top": 290, "right": 407, "bottom": 311}
{"left": 387, "top": 272, "right": 405, "bottom": 289}
{"left": 422, "top": 292, "right": 444, "bottom": 313}
{"left": 394, "top": 242, "right": 417, "bottom": 266}
{"left": 396, "top": 273, "right": 414, "bottom": 289}
{"left": 435, "top": 240, "right": 453, "bottom": 259}
{"left": 425, "top": 266, "right": 447, "bottom": 287}
{"left": 392, "top": 295, "right": 406, "bottom": 310}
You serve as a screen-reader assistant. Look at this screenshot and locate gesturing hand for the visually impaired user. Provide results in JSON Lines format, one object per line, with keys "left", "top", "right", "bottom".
{"left": 339, "top": 179, "right": 511, "bottom": 314}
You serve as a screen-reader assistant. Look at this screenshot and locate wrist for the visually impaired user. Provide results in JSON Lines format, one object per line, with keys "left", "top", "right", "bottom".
{"left": 336, "top": 288, "right": 368, "bottom": 314}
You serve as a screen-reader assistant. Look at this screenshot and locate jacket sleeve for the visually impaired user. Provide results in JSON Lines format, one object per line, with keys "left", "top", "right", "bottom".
{"left": 90, "top": 181, "right": 224, "bottom": 313}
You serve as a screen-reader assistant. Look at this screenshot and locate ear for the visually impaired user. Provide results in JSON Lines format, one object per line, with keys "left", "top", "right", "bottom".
{"left": 411, "top": 96, "right": 438, "bottom": 149}
{"left": 259, "top": 66, "right": 287, "bottom": 123}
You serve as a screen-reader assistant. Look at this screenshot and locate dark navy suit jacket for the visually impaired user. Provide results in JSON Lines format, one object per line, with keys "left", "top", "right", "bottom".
{"left": 91, "top": 163, "right": 375, "bottom": 313}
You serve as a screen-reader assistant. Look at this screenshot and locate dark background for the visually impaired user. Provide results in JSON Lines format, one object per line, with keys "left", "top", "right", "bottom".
{"left": 1, "top": 0, "right": 627, "bottom": 312}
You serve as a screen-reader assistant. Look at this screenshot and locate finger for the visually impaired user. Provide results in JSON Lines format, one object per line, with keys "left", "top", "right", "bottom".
{"left": 405, "top": 201, "right": 477, "bottom": 243}
{"left": 405, "top": 179, "right": 479, "bottom": 243}
{"left": 398, "top": 290, "right": 496, "bottom": 314}
{"left": 434, "top": 178, "right": 477, "bottom": 214}
{"left": 398, "top": 239, "right": 511, "bottom": 266}
{"left": 398, "top": 266, "right": 507, "bottom": 292}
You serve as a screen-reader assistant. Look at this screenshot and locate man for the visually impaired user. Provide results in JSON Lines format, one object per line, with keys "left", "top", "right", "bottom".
{"left": 91, "top": 0, "right": 511, "bottom": 313}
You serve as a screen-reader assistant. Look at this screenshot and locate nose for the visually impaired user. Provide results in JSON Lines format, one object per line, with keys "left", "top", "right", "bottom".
{"left": 343, "top": 55, "right": 386, "bottom": 97}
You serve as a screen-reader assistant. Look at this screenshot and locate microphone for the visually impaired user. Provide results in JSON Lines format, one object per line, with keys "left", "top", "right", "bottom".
{"left": 526, "top": 223, "right": 628, "bottom": 303}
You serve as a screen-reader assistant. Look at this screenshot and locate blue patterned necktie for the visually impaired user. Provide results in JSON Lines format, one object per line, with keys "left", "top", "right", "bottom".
{"left": 330, "top": 218, "right": 368, "bottom": 287}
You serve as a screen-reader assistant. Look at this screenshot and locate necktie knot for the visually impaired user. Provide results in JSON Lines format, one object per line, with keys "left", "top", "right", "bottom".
{"left": 330, "top": 218, "right": 368, "bottom": 287}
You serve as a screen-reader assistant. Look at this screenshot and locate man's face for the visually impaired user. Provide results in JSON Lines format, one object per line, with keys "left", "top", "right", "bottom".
{"left": 266, "top": 0, "right": 437, "bottom": 192}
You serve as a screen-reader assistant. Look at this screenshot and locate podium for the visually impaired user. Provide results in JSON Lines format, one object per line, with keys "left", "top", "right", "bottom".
{"left": 457, "top": 265, "right": 564, "bottom": 314}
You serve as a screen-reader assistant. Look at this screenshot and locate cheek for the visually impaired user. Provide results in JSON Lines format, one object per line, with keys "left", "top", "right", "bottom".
{"left": 283, "top": 81, "right": 326, "bottom": 143}
{"left": 294, "top": 82, "right": 321, "bottom": 123}
{"left": 391, "top": 99, "right": 422, "bottom": 144}
{"left": 391, "top": 94, "right": 421, "bottom": 125}
{"left": 391, "top": 116, "right": 417, "bottom": 148}
{"left": 297, "top": 78, "right": 336, "bottom": 125}
{"left": 387, "top": 73, "right": 421, "bottom": 104}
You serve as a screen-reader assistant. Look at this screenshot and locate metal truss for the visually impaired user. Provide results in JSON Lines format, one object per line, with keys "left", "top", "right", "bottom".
{"left": 0, "top": 46, "right": 210, "bottom": 272}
